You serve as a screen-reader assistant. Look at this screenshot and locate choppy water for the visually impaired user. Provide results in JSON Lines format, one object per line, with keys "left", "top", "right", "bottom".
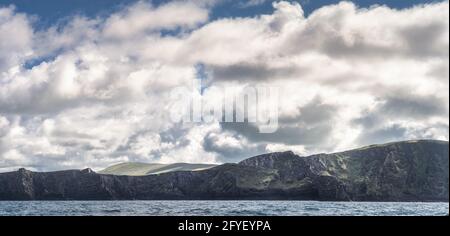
{"left": 0, "top": 201, "right": 448, "bottom": 216}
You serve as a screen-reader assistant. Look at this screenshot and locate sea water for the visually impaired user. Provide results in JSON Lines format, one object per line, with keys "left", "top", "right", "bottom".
{"left": 0, "top": 201, "right": 448, "bottom": 216}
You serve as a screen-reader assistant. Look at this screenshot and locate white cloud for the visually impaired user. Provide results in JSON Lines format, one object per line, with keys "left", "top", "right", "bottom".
{"left": 0, "top": 1, "right": 448, "bottom": 171}
{"left": 103, "top": 1, "right": 209, "bottom": 39}
{"left": 0, "top": 6, "right": 33, "bottom": 72}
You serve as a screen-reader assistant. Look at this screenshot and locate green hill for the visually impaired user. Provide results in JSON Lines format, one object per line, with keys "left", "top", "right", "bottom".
{"left": 98, "top": 162, "right": 217, "bottom": 176}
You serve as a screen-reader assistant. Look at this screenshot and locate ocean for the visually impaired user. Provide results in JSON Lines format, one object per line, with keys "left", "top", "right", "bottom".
{"left": 0, "top": 201, "right": 448, "bottom": 216}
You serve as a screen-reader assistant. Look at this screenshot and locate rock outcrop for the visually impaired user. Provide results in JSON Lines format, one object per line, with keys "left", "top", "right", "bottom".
{"left": 0, "top": 140, "right": 448, "bottom": 201}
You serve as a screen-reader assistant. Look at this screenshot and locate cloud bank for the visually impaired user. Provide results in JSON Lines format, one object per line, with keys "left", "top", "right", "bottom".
{"left": 0, "top": 1, "right": 448, "bottom": 171}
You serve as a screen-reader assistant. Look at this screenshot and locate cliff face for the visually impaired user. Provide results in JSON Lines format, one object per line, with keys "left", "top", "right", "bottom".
{"left": 0, "top": 140, "right": 448, "bottom": 201}
{"left": 240, "top": 140, "right": 449, "bottom": 201}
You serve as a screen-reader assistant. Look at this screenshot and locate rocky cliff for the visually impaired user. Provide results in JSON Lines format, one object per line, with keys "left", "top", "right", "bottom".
{"left": 0, "top": 140, "right": 448, "bottom": 201}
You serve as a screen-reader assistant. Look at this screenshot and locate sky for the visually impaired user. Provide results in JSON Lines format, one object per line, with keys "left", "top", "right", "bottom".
{"left": 0, "top": 1, "right": 444, "bottom": 28}
{"left": 0, "top": 0, "right": 449, "bottom": 171}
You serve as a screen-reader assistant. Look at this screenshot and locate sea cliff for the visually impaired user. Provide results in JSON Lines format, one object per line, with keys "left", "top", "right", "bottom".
{"left": 0, "top": 140, "right": 448, "bottom": 201}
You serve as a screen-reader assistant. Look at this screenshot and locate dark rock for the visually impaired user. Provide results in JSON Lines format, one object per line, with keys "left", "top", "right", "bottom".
{"left": 313, "top": 175, "right": 350, "bottom": 201}
{"left": 0, "top": 140, "right": 448, "bottom": 201}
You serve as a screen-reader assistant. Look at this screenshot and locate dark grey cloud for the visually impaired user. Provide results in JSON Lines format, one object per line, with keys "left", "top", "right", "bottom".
{"left": 356, "top": 124, "right": 408, "bottom": 146}
{"left": 354, "top": 92, "right": 448, "bottom": 130}
{"left": 114, "top": 125, "right": 192, "bottom": 163}
{"left": 355, "top": 122, "right": 450, "bottom": 147}
{"left": 353, "top": 92, "right": 449, "bottom": 146}
{"left": 221, "top": 121, "right": 333, "bottom": 146}
{"left": 219, "top": 97, "right": 337, "bottom": 147}
{"left": 202, "top": 131, "right": 266, "bottom": 162}
{"left": 159, "top": 123, "right": 191, "bottom": 145}
{"left": 379, "top": 94, "right": 448, "bottom": 120}
{"left": 400, "top": 22, "right": 449, "bottom": 59}
{"left": 280, "top": 97, "right": 337, "bottom": 125}
{"left": 321, "top": 21, "right": 448, "bottom": 60}
{"left": 283, "top": 10, "right": 448, "bottom": 61}
{"left": 320, "top": 34, "right": 395, "bottom": 60}
{"left": 209, "top": 62, "right": 308, "bottom": 82}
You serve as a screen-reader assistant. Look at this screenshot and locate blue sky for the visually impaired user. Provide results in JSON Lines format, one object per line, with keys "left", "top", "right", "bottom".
{"left": 0, "top": 0, "right": 442, "bottom": 28}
